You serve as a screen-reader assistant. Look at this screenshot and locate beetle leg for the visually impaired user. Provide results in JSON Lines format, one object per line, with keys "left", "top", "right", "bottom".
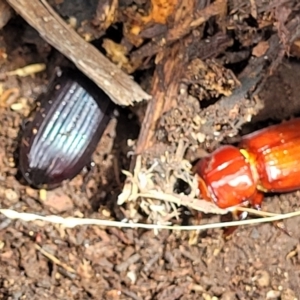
{"left": 273, "top": 221, "right": 291, "bottom": 237}
{"left": 249, "top": 190, "right": 264, "bottom": 210}
{"left": 222, "top": 206, "right": 248, "bottom": 239}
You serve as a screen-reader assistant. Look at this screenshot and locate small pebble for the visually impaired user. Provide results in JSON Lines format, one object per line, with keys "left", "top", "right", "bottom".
{"left": 254, "top": 270, "right": 270, "bottom": 287}
{"left": 4, "top": 189, "right": 18, "bottom": 202}
{"left": 220, "top": 291, "right": 237, "bottom": 300}
{"left": 43, "top": 190, "right": 74, "bottom": 212}
{"left": 202, "top": 293, "right": 212, "bottom": 300}
{"left": 126, "top": 270, "right": 137, "bottom": 284}
{"left": 197, "top": 132, "right": 206, "bottom": 143}
{"left": 39, "top": 189, "right": 47, "bottom": 201}
{"left": 209, "top": 285, "right": 225, "bottom": 296}
{"left": 25, "top": 187, "right": 37, "bottom": 198}
{"left": 10, "top": 102, "right": 23, "bottom": 111}
{"left": 266, "top": 290, "right": 281, "bottom": 299}
{"left": 281, "top": 288, "right": 297, "bottom": 300}
{"left": 0, "top": 240, "right": 4, "bottom": 250}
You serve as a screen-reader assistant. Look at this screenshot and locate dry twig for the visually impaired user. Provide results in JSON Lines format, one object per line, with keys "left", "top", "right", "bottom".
{"left": 1, "top": 208, "right": 300, "bottom": 231}
{"left": 6, "top": 0, "right": 151, "bottom": 106}
{"left": 35, "top": 244, "right": 76, "bottom": 273}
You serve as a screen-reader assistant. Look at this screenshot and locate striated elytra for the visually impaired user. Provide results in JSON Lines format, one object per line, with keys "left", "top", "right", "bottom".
{"left": 195, "top": 118, "right": 300, "bottom": 211}
{"left": 19, "top": 68, "right": 115, "bottom": 189}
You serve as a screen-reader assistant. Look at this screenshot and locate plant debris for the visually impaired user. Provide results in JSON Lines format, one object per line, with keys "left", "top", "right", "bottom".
{"left": 1, "top": 0, "right": 300, "bottom": 298}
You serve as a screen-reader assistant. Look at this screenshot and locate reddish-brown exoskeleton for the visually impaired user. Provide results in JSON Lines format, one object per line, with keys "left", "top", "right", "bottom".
{"left": 194, "top": 118, "right": 300, "bottom": 211}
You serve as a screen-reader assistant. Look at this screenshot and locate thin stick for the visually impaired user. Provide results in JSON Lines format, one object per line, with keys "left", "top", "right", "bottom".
{"left": 1, "top": 208, "right": 300, "bottom": 231}
{"left": 35, "top": 244, "right": 76, "bottom": 273}
{"left": 235, "top": 206, "right": 279, "bottom": 217}
{"left": 6, "top": 0, "right": 151, "bottom": 106}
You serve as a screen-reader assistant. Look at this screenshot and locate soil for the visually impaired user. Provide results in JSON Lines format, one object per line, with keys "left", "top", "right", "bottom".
{"left": 1, "top": 8, "right": 300, "bottom": 300}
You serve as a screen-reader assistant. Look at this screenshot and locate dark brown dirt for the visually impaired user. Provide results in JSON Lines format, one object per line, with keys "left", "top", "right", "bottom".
{"left": 1, "top": 14, "right": 300, "bottom": 300}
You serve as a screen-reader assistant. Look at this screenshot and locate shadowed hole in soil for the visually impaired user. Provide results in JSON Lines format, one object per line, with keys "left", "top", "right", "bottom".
{"left": 88, "top": 106, "right": 140, "bottom": 215}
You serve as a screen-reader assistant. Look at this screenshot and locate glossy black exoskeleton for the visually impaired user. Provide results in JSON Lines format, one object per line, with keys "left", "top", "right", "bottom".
{"left": 19, "top": 68, "right": 115, "bottom": 189}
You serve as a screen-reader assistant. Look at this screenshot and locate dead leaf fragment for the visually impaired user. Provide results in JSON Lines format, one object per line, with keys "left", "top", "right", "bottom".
{"left": 185, "top": 58, "right": 240, "bottom": 100}
{"left": 141, "top": 0, "right": 177, "bottom": 24}
{"left": 93, "top": 0, "right": 118, "bottom": 32}
{"left": 5, "top": 63, "right": 46, "bottom": 77}
{"left": 0, "top": 88, "right": 19, "bottom": 108}
{"left": 77, "top": 259, "right": 94, "bottom": 279}
{"left": 0, "top": 0, "right": 13, "bottom": 29}
{"left": 290, "top": 39, "right": 300, "bottom": 57}
{"left": 10, "top": 102, "right": 23, "bottom": 111}
{"left": 103, "top": 39, "right": 129, "bottom": 67}
{"left": 102, "top": 39, "right": 141, "bottom": 73}
{"left": 127, "top": 0, "right": 177, "bottom": 42}
{"left": 104, "top": 290, "right": 121, "bottom": 300}
{"left": 252, "top": 41, "right": 269, "bottom": 57}
{"left": 43, "top": 190, "right": 74, "bottom": 212}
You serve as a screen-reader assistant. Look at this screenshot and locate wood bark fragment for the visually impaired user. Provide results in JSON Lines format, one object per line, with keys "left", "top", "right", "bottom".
{"left": 135, "top": 42, "right": 185, "bottom": 155}
{"left": 132, "top": 5, "right": 300, "bottom": 174}
{"left": 6, "top": 0, "right": 151, "bottom": 106}
{"left": 130, "top": 0, "right": 226, "bottom": 61}
{"left": 199, "top": 15, "right": 300, "bottom": 140}
{"left": 134, "top": 32, "right": 233, "bottom": 156}
{"left": 0, "top": 0, "right": 13, "bottom": 29}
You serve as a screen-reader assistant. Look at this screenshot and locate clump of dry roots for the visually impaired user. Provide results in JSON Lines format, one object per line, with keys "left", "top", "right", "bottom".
{"left": 118, "top": 140, "right": 228, "bottom": 225}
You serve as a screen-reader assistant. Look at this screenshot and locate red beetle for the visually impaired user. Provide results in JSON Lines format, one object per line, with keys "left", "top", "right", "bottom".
{"left": 195, "top": 118, "right": 300, "bottom": 210}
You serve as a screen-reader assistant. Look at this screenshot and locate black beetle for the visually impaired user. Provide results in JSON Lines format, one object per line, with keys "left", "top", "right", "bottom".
{"left": 19, "top": 68, "right": 115, "bottom": 189}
